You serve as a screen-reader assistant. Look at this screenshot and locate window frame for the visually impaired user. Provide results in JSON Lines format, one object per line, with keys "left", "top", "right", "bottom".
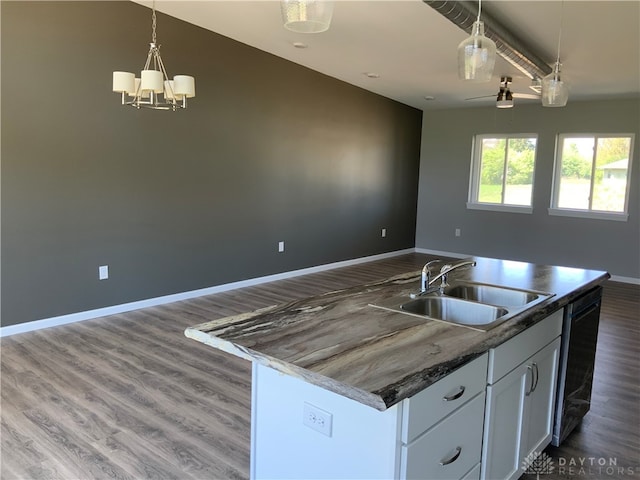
{"left": 549, "top": 133, "right": 635, "bottom": 222}
{"left": 467, "top": 133, "right": 539, "bottom": 214}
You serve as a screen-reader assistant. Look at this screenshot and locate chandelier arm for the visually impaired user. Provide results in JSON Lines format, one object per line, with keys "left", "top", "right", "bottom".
{"left": 155, "top": 51, "right": 178, "bottom": 105}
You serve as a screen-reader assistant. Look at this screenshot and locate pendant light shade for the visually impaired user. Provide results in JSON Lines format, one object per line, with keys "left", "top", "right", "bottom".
{"left": 280, "top": 0, "right": 334, "bottom": 33}
{"left": 457, "top": 1, "right": 496, "bottom": 82}
{"left": 541, "top": 62, "right": 569, "bottom": 107}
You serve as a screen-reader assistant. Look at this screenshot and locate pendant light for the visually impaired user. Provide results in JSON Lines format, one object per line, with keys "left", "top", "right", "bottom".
{"left": 280, "top": 0, "right": 334, "bottom": 33}
{"left": 542, "top": 1, "right": 568, "bottom": 107}
{"left": 112, "top": 1, "right": 195, "bottom": 110}
{"left": 457, "top": 0, "right": 496, "bottom": 82}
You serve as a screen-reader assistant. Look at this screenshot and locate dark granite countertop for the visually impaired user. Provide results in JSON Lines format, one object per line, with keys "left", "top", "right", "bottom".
{"left": 185, "top": 256, "right": 609, "bottom": 411}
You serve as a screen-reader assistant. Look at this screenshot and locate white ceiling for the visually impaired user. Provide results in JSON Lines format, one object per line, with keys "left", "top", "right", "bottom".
{"left": 139, "top": 0, "right": 640, "bottom": 110}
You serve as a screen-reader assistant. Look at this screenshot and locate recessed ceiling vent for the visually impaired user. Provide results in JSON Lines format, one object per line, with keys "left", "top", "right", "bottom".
{"left": 424, "top": 0, "right": 552, "bottom": 81}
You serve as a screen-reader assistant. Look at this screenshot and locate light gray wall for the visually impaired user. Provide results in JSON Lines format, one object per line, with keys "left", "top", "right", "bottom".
{"left": 415, "top": 99, "right": 640, "bottom": 279}
{"left": 1, "top": 1, "right": 422, "bottom": 327}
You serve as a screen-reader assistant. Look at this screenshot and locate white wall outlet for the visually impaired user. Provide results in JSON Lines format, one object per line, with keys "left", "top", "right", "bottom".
{"left": 455, "top": 228, "right": 461, "bottom": 237}
{"left": 303, "top": 402, "right": 332, "bottom": 437}
{"left": 278, "top": 241, "right": 285, "bottom": 253}
{"left": 98, "top": 265, "right": 109, "bottom": 280}
{"left": 381, "top": 228, "right": 387, "bottom": 238}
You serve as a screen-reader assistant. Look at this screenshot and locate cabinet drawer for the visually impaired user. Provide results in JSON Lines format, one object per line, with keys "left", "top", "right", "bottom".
{"left": 402, "top": 353, "right": 488, "bottom": 444}
{"left": 488, "top": 309, "right": 562, "bottom": 384}
{"left": 401, "top": 392, "right": 485, "bottom": 480}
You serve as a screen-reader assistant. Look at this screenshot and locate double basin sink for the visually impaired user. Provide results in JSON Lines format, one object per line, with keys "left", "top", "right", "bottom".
{"left": 370, "top": 282, "right": 554, "bottom": 331}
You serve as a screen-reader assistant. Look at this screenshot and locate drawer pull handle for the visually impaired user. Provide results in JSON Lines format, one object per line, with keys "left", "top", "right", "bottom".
{"left": 440, "top": 446, "right": 462, "bottom": 466}
{"left": 443, "top": 386, "right": 465, "bottom": 402}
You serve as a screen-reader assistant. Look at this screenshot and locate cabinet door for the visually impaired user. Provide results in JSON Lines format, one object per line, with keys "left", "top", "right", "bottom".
{"left": 481, "top": 362, "right": 529, "bottom": 480}
{"left": 521, "top": 337, "right": 561, "bottom": 461}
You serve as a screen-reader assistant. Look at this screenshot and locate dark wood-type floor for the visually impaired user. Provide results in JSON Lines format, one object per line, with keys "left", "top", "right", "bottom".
{"left": 1, "top": 253, "right": 638, "bottom": 480}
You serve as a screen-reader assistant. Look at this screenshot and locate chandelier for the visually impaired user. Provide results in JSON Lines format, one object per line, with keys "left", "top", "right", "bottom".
{"left": 112, "top": 2, "right": 195, "bottom": 110}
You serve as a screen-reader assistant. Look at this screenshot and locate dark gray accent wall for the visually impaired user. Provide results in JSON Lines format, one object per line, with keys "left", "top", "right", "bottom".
{"left": 416, "top": 99, "right": 640, "bottom": 278}
{"left": 1, "top": 1, "right": 422, "bottom": 327}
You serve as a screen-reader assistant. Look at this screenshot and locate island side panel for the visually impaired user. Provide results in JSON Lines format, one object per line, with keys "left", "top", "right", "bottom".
{"left": 251, "top": 363, "right": 402, "bottom": 479}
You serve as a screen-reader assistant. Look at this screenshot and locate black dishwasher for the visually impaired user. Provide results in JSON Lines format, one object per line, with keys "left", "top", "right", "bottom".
{"left": 552, "top": 285, "right": 603, "bottom": 446}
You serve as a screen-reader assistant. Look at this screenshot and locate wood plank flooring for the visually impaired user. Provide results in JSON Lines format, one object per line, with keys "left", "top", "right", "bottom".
{"left": 1, "top": 253, "right": 638, "bottom": 480}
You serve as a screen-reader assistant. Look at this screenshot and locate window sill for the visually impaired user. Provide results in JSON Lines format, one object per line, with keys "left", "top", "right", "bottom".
{"left": 466, "top": 203, "right": 533, "bottom": 214}
{"left": 548, "top": 208, "right": 629, "bottom": 222}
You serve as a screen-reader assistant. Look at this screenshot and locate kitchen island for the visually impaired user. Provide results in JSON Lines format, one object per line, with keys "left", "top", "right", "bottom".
{"left": 185, "top": 256, "right": 609, "bottom": 480}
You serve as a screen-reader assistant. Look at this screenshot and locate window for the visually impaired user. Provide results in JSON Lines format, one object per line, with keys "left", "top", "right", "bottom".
{"left": 550, "top": 134, "right": 634, "bottom": 221}
{"left": 468, "top": 134, "right": 538, "bottom": 213}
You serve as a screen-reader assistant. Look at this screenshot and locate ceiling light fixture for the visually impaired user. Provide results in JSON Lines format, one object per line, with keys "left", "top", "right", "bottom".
{"left": 112, "top": 1, "right": 195, "bottom": 110}
{"left": 496, "top": 87, "right": 514, "bottom": 109}
{"left": 281, "top": 0, "right": 334, "bottom": 34}
{"left": 541, "top": 1, "right": 569, "bottom": 107}
{"left": 457, "top": 0, "right": 496, "bottom": 82}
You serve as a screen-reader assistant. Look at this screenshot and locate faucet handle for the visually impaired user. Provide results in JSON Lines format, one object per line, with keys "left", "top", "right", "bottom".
{"left": 420, "top": 259, "right": 442, "bottom": 293}
{"left": 439, "top": 264, "right": 452, "bottom": 290}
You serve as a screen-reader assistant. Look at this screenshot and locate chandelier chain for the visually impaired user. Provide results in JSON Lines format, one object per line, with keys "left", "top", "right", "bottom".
{"left": 151, "top": 1, "right": 157, "bottom": 45}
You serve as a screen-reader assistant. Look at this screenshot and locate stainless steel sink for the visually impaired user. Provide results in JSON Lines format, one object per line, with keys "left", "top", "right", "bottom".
{"left": 369, "top": 282, "right": 554, "bottom": 331}
{"left": 443, "top": 282, "right": 542, "bottom": 307}
{"left": 401, "top": 296, "right": 508, "bottom": 326}
{"left": 371, "top": 295, "right": 509, "bottom": 331}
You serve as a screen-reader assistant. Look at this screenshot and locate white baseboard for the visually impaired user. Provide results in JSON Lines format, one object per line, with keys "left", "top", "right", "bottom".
{"left": 0, "top": 248, "right": 415, "bottom": 337}
{"left": 414, "top": 247, "right": 471, "bottom": 259}
{"left": 3, "top": 247, "right": 637, "bottom": 337}
{"left": 609, "top": 275, "right": 640, "bottom": 285}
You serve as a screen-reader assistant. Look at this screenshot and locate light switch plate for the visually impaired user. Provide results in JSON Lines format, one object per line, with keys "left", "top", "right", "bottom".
{"left": 99, "top": 265, "right": 109, "bottom": 280}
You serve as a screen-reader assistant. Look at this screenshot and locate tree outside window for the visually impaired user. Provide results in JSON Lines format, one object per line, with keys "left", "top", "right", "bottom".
{"left": 553, "top": 135, "right": 634, "bottom": 214}
{"left": 470, "top": 135, "right": 537, "bottom": 209}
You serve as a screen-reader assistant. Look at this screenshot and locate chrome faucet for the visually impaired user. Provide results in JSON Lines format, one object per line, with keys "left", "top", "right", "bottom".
{"left": 420, "top": 258, "right": 477, "bottom": 295}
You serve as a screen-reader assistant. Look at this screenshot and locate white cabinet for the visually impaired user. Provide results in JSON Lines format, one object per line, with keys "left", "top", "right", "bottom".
{"left": 251, "top": 353, "right": 488, "bottom": 480}
{"left": 400, "top": 354, "right": 488, "bottom": 480}
{"left": 481, "top": 310, "right": 563, "bottom": 480}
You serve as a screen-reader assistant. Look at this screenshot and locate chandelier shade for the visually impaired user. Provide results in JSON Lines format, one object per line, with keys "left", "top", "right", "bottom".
{"left": 280, "top": 0, "right": 334, "bottom": 33}
{"left": 112, "top": 2, "right": 195, "bottom": 110}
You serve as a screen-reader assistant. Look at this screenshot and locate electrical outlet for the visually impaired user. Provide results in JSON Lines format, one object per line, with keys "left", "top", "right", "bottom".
{"left": 381, "top": 228, "right": 386, "bottom": 238}
{"left": 98, "top": 265, "right": 109, "bottom": 280}
{"left": 278, "top": 241, "right": 285, "bottom": 253}
{"left": 303, "top": 402, "right": 332, "bottom": 437}
{"left": 455, "top": 228, "right": 461, "bottom": 237}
